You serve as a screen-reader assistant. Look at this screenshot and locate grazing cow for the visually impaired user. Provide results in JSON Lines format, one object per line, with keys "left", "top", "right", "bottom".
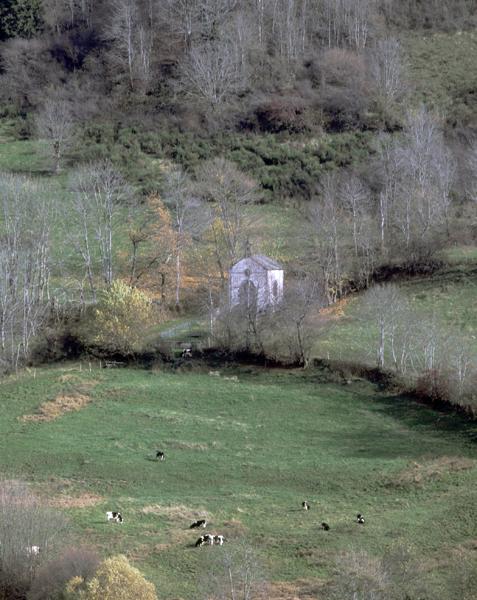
{"left": 356, "top": 513, "right": 365, "bottom": 524}
{"left": 214, "top": 535, "right": 225, "bottom": 545}
{"left": 302, "top": 501, "right": 310, "bottom": 510}
{"left": 190, "top": 519, "right": 207, "bottom": 529}
{"left": 106, "top": 511, "right": 123, "bottom": 523}
{"left": 26, "top": 545, "right": 40, "bottom": 556}
{"left": 321, "top": 522, "right": 330, "bottom": 531}
{"left": 156, "top": 451, "right": 165, "bottom": 461}
{"left": 195, "top": 534, "right": 214, "bottom": 547}
{"left": 181, "top": 348, "right": 192, "bottom": 359}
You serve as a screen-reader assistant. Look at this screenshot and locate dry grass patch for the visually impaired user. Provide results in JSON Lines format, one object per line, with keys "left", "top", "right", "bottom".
{"left": 260, "top": 579, "right": 325, "bottom": 600}
{"left": 48, "top": 492, "right": 104, "bottom": 509}
{"left": 20, "top": 393, "right": 91, "bottom": 422}
{"left": 153, "top": 543, "right": 172, "bottom": 554}
{"left": 20, "top": 379, "right": 98, "bottom": 422}
{"left": 141, "top": 504, "right": 213, "bottom": 524}
{"left": 222, "top": 519, "right": 247, "bottom": 537}
{"left": 58, "top": 373, "right": 82, "bottom": 383}
{"left": 319, "top": 298, "right": 350, "bottom": 320}
{"left": 388, "top": 456, "right": 475, "bottom": 487}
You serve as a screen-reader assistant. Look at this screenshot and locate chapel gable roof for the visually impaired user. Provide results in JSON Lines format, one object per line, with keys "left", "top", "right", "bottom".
{"left": 249, "top": 255, "right": 283, "bottom": 270}
{"left": 231, "top": 255, "right": 283, "bottom": 272}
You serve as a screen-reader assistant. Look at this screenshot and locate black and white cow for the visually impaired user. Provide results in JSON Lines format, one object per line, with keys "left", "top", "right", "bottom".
{"left": 214, "top": 535, "right": 225, "bottom": 546}
{"left": 190, "top": 519, "right": 207, "bottom": 529}
{"left": 321, "top": 522, "right": 330, "bottom": 531}
{"left": 302, "top": 501, "right": 310, "bottom": 510}
{"left": 156, "top": 451, "right": 165, "bottom": 461}
{"left": 106, "top": 511, "right": 123, "bottom": 523}
{"left": 25, "top": 545, "right": 41, "bottom": 556}
{"left": 181, "top": 348, "right": 192, "bottom": 359}
{"left": 356, "top": 513, "right": 365, "bottom": 524}
{"left": 195, "top": 533, "right": 214, "bottom": 546}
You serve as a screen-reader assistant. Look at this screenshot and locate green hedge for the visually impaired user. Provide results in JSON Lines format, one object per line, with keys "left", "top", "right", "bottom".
{"left": 77, "top": 124, "right": 374, "bottom": 201}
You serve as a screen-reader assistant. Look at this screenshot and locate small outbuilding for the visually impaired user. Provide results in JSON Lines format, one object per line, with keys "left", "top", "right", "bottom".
{"left": 229, "top": 255, "right": 284, "bottom": 311}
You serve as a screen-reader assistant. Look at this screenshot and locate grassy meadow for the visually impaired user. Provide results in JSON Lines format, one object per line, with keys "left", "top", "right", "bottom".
{"left": 0, "top": 365, "right": 476, "bottom": 598}
{"left": 314, "top": 262, "right": 477, "bottom": 364}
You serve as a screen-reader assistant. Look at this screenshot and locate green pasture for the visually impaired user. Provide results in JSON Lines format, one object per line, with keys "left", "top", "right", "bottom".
{"left": 0, "top": 365, "right": 475, "bottom": 597}
{"left": 315, "top": 264, "right": 477, "bottom": 364}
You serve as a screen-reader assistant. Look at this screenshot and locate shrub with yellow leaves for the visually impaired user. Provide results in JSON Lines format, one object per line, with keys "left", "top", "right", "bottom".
{"left": 64, "top": 555, "right": 158, "bottom": 600}
{"left": 90, "top": 280, "right": 155, "bottom": 355}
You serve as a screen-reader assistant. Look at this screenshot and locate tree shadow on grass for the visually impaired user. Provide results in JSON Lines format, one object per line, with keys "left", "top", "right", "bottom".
{"left": 376, "top": 394, "right": 477, "bottom": 441}
{"left": 342, "top": 394, "right": 477, "bottom": 460}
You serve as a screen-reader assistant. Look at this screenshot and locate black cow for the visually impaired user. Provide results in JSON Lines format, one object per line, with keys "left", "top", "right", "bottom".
{"left": 302, "top": 501, "right": 310, "bottom": 510}
{"left": 190, "top": 519, "right": 207, "bottom": 529}
{"left": 156, "top": 451, "right": 165, "bottom": 461}
{"left": 321, "top": 522, "right": 330, "bottom": 531}
{"left": 195, "top": 535, "right": 206, "bottom": 547}
{"left": 356, "top": 513, "right": 365, "bottom": 524}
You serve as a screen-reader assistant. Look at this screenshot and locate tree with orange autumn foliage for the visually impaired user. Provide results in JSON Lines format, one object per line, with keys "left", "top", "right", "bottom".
{"left": 195, "top": 159, "right": 258, "bottom": 291}
{"left": 163, "top": 169, "right": 207, "bottom": 307}
{"left": 126, "top": 193, "right": 176, "bottom": 302}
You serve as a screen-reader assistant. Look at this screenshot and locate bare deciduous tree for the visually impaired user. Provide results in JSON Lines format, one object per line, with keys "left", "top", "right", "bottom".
{"left": 35, "top": 96, "right": 74, "bottom": 173}
{"left": 201, "top": 540, "right": 268, "bottom": 600}
{"left": 0, "top": 38, "right": 63, "bottom": 108}
{"left": 321, "top": 0, "right": 375, "bottom": 50}
{"left": 270, "top": 0, "right": 309, "bottom": 63}
{"left": 163, "top": 169, "right": 205, "bottom": 306}
{"left": 29, "top": 545, "right": 100, "bottom": 600}
{"left": 68, "top": 161, "right": 131, "bottom": 296}
{"left": 159, "top": 0, "right": 202, "bottom": 46}
{"left": 197, "top": 158, "right": 257, "bottom": 287}
{"left": 328, "top": 546, "right": 423, "bottom": 600}
{"left": 376, "top": 108, "right": 456, "bottom": 261}
{"left": 272, "top": 276, "right": 323, "bottom": 366}
{"left": 106, "top": 0, "right": 154, "bottom": 92}
{"left": 178, "top": 40, "right": 246, "bottom": 111}
{"left": 305, "top": 173, "right": 343, "bottom": 304}
{"left": 0, "top": 480, "right": 68, "bottom": 596}
{"left": 0, "top": 174, "right": 54, "bottom": 369}
{"left": 361, "top": 283, "right": 407, "bottom": 369}
{"left": 340, "top": 174, "right": 371, "bottom": 257}
{"left": 369, "top": 37, "right": 405, "bottom": 119}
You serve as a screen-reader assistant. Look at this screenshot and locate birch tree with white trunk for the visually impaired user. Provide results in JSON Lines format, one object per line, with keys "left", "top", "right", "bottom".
{"left": 69, "top": 161, "right": 130, "bottom": 294}
{"left": 0, "top": 174, "right": 54, "bottom": 369}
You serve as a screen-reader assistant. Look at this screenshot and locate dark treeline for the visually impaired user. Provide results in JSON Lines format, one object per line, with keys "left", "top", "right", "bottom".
{"left": 1, "top": 0, "right": 476, "bottom": 140}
